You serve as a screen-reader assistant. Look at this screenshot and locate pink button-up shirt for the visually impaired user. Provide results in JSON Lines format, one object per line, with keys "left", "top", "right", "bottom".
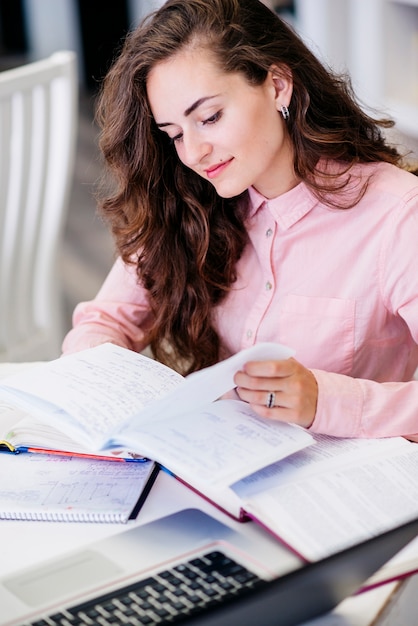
{"left": 62, "top": 161, "right": 418, "bottom": 439}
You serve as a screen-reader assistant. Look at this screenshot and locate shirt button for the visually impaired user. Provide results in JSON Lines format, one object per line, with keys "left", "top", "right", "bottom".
{"left": 246, "top": 329, "right": 253, "bottom": 339}
{"left": 266, "top": 228, "right": 273, "bottom": 238}
{"left": 265, "top": 281, "right": 273, "bottom": 291}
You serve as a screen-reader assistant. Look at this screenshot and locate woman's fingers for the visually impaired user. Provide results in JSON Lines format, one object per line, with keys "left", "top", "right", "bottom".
{"left": 234, "top": 357, "right": 318, "bottom": 428}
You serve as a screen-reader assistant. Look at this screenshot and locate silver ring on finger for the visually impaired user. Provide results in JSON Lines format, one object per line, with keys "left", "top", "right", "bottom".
{"left": 266, "top": 391, "right": 275, "bottom": 409}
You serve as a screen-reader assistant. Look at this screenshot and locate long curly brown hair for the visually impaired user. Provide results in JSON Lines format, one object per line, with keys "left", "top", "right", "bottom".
{"left": 96, "top": 0, "right": 405, "bottom": 374}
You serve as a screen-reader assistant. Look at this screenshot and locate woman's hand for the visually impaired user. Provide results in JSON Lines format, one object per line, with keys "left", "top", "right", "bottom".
{"left": 234, "top": 357, "right": 318, "bottom": 428}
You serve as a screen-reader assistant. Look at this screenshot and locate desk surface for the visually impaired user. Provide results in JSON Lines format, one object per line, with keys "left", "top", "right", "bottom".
{"left": 0, "top": 362, "right": 415, "bottom": 626}
{"left": 0, "top": 469, "right": 409, "bottom": 626}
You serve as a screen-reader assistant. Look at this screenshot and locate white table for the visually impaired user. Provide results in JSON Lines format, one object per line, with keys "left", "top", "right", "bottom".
{"left": 0, "top": 362, "right": 417, "bottom": 625}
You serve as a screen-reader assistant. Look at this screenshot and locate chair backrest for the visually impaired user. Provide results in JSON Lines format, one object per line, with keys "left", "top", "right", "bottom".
{"left": 0, "top": 51, "right": 77, "bottom": 362}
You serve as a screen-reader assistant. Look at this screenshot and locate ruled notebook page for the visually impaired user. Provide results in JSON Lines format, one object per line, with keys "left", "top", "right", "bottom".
{"left": 0, "top": 452, "right": 157, "bottom": 522}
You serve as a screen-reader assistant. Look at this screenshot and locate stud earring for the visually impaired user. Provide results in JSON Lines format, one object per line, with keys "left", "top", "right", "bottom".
{"left": 280, "top": 104, "right": 289, "bottom": 121}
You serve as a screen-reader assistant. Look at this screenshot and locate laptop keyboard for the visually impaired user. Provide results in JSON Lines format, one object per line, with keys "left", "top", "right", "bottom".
{"left": 25, "top": 550, "right": 264, "bottom": 625}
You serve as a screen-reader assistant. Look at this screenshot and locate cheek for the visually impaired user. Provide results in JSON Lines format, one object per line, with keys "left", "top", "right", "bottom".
{"left": 259, "top": 116, "right": 286, "bottom": 155}
{"left": 219, "top": 110, "right": 252, "bottom": 149}
{"left": 242, "top": 106, "right": 282, "bottom": 149}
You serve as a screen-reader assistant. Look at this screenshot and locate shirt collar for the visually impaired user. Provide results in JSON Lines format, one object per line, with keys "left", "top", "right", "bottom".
{"left": 247, "top": 182, "right": 319, "bottom": 229}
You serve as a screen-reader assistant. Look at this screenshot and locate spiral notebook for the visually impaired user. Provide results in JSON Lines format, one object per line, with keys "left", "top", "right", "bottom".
{"left": 0, "top": 451, "right": 158, "bottom": 522}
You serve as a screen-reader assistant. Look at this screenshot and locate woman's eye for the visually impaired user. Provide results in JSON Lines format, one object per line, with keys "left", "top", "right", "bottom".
{"left": 202, "top": 111, "right": 222, "bottom": 126}
{"left": 170, "top": 132, "right": 183, "bottom": 144}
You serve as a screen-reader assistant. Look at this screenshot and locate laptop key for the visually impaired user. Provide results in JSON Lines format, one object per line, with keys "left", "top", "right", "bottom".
{"left": 24, "top": 550, "right": 263, "bottom": 626}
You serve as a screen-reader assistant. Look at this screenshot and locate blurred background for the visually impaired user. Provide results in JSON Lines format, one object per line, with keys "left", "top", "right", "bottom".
{"left": 0, "top": 0, "right": 417, "bottom": 341}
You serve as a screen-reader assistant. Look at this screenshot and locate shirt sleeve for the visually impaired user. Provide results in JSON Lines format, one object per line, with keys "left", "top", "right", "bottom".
{"left": 62, "top": 257, "right": 154, "bottom": 355}
{"left": 310, "top": 369, "right": 418, "bottom": 440}
{"left": 310, "top": 186, "right": 418, "bottom": 440}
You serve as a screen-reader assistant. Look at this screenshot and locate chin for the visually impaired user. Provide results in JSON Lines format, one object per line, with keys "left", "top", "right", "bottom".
{"left": 210, "top": 182, "right": 248, "bottom": 199}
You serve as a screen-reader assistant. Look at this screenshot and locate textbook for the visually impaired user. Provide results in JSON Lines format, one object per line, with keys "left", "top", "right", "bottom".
{"left": 1, "top": 342, "right": 418, "bottom": 562}
{"left": 0, "top": 401, "right": 145, "bottom": 462}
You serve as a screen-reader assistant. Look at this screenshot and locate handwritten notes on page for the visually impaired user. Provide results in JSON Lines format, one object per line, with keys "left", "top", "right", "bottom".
{"left": 122, "top": 399, "right": 313, "bottom": 487}
{"left": 0, "top": 452, "right": 157, "bottom": 522}
{"left": 0, "top": 342, "right": 295, "bottom": 454}
{"left": 0, "top": 345, "right": 184, "bottom": 449}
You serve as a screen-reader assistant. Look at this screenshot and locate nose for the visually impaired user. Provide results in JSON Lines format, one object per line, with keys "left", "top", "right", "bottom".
{"left": 180, "top": 132, "right": 212, "bottom": 167}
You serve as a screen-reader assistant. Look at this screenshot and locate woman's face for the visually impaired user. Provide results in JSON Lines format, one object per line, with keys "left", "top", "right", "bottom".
{"left": 147, "top": 46, "right": 296, "bottom": 199}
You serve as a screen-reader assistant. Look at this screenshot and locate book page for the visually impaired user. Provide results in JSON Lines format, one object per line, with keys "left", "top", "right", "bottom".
{"left": 1, "top": 414, "right": 143, "bottom": 460}
{"left": 0, "top": 402, "right": 31, "bottom": 444}
{"left": 244, "top": 441, "right": 418, "bottom": 561}
{"left": 125, "top": 341, "right": 294, "bottom": 427}
{"left": 116, "top": 399, "right": 313, "bottom": 488}
{"left": 0, "top": 344, "right": 184, "bottom": 449}
{"left": 0, "top": 452, "right": 157, "bottom": 522}
{"left": 231, "top": 433, "right": 411, "bottom": 497}
{"left": 0, "top": 342, "right": 294, "bottom": 453}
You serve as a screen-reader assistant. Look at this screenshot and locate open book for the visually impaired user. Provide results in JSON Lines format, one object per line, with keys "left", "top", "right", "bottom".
{"left": 1, "top": 342, "right": 418, "bottom": 566}
{"left": 0, "top": 342, "right": 300, "bottom": 462}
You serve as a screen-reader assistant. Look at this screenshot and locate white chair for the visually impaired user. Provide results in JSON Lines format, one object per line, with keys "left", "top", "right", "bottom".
{"left": 0, "top": 51, "right": 77, "bottom": 362}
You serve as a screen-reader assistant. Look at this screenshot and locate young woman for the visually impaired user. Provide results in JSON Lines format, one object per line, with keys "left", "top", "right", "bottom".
{"left": 63, "top": 0, "right": 418, "bottom": 440}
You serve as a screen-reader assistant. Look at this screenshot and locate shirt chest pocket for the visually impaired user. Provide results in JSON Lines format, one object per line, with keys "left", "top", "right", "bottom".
{"left": 277, "top": 294, "right": 355, "bottom": 374}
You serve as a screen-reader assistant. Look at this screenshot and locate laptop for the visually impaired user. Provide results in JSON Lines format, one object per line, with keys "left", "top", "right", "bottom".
{"left": 1, "top": 507, "right": 417, "bottom": 626}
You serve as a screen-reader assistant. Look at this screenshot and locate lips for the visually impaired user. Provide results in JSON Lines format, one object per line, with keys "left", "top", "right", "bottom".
{"left": 205, "top": 158, "right": 233, "bottom": 179}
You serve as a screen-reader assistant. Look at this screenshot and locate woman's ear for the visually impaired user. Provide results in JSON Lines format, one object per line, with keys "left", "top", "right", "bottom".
{"left": 269, "top": 64, "right": 293, "bottom": 112}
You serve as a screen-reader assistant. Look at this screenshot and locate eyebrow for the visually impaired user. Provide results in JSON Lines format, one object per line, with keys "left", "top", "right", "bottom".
{"left": 156, "top": 95, "right": 218, "bottom": 128}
